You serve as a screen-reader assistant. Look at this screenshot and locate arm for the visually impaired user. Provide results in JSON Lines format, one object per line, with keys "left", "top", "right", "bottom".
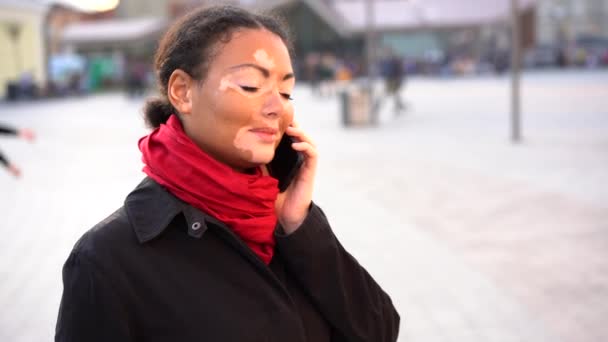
{"left": 55, "top": 251, "right": 133, "bottom": 342}
{"left": 0, "top": 150, "right": 8, "bottom": 168}
{"left": 0, "top": 150, "right": 20, "bottom": 177}
{"left": 275, "top": 203, "right": 400, "bottom": 342}
{"left": 0, "top": 125, "right": 18, "bottom": 135}
{"left": 0, "top": 125, "right": 35, "bottom": 141}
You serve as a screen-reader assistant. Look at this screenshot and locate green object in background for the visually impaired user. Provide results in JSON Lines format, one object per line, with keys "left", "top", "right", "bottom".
{"left": 88, "top": 57, "right": 116, "bottom": 91}
{"left": 382, "top": 32, "right": 442, "bottom": 58}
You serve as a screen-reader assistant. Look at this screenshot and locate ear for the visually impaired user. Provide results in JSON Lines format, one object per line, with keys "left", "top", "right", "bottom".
{"left": 167, "top": 69, "right": 194, "bottom": 115}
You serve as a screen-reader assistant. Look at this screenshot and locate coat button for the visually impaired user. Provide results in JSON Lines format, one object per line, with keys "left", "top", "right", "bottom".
{"left": 191, "top": 222, "right": 201, "bottom": 230}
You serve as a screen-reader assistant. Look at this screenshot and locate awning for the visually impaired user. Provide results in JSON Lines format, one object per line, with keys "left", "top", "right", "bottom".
{"left": 250, "top": 0, "right": 351, "bottom": 37}
{"left": 332, "top": 0, "right": 539, "bottom": 32}
{"left": 62, "top": 17, "right": 167, "bottom": 45}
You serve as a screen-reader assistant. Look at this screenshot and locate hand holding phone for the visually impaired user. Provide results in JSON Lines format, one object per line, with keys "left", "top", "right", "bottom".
{"left": 272, "top": 123, "right": 319, "bottom": 234}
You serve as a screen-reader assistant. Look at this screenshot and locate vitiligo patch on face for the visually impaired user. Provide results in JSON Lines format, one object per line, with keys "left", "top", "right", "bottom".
{"left": 232, "top": 126, "right": 274, "bottom": 163}
{"left": 254, "top": 49, "right": 276, "bottom": 70}
{"left": 218, "top": 74, "right": 276, "bottom": 99}
{"left": 219, "top": 77, "right": 266, "bottom": 99}
{"left": 218, "top": 75, "right": 294, "bottom": 115}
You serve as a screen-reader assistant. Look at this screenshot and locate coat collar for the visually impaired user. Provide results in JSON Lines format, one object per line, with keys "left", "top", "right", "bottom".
{"left": 125, "top": 177, "right": 219, "bottom": 243}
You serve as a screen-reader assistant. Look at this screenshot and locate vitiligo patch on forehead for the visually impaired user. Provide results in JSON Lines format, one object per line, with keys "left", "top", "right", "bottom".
{"left": 253, "top": 49, "right": 276, "bottom": 69}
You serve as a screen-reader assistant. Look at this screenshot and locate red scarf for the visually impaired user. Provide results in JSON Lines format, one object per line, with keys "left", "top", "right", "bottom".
{"left": 138, "top": 115, "right": 279, "bottom": 264}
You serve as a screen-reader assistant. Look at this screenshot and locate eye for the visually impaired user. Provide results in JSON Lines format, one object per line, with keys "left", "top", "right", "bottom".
{"left": 280, "top": 93, "right": 293, "bottom": 101}
{"left": 240, "top": 86, "right": 259, "bottom": 92}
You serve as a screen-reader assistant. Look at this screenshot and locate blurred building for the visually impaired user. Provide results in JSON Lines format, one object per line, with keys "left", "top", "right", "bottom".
{"left": 524, "top": 0, "right": 608, "bottom": 68}
{"left": 55, "top": 0, "right": 170, "bottom": 92}
{"left": 46, "top": 3, "right": 115, "bottom": 56}
{"left": 61, "top": 10, "right": 166, "bottom": 58}
{"left": 326, "top": 0, "right": 538, "bottom": 75}
{"left": 162, "top": 0, "right": 351, "bottom": 54}
{"left": 115, "top": 0, "right": 171, "bottom": 18}
{"left": 252, "top": 0, "right": 351, "bottom": 53}
{"left": 0, "top": 0, "right": 48, "bottom": 99}
{"left": 536, "top": 0, "right": 608, "bottom": 44}
{"left": 5, "top": 0, "right": 604, "bottom": 100}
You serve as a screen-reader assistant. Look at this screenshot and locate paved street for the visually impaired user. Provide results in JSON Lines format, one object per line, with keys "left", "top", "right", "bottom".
{"left": 1, "top": 70, "right": 607, "bottom": 341}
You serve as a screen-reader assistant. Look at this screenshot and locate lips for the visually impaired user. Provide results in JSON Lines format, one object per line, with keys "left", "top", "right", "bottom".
{"left": 250, "top": 127, "right": 278, "bottom": 134}
{"left": 250, "top": 127, "right": 278, "bottom": 142}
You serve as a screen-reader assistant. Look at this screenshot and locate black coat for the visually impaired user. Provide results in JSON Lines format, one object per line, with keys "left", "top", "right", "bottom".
{"left": 55, "top": 178, "right": 400, "bottom": 341}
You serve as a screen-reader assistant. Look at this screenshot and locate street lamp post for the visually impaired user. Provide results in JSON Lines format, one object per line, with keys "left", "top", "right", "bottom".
{"left": 365, "top": 0, "right": 378, "bottom": 124}
{"left": 365, "top": 0, "right": 375, "bottom": 79}
{"left": 510, "top": 0, "right": 522, "bottom": 143}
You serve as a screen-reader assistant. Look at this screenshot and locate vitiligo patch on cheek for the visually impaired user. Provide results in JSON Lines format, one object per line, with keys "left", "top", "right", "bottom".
{"left": 233, "top": 127, "right": 272, "bottom": 162}
{"left": 254, "top": 49, "right": 276, "bottom": 69}
{"left": 233, "top": 128, "right": 253, "bottom": 153}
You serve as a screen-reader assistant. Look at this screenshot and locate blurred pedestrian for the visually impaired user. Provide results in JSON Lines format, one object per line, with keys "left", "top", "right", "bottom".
{"left": 55, "top": 5, "right": 400, "bottom": 342}
{"left": 305, "top": 52, "right": 321, "bottom": 94}
{"left": 126, "top": 57, "right": 149, "bottom": 98}
{"left": 386, "top": 54, "right": 405, "bottom": 114}
{"left": 317, "top": 53, "right": 337, "bottom": 97}
{"left": 18, "top": 71, "right": 38, "bottom": 99}
{"left": 374, "top": 50, "right": 406, "bottom": 117}
{"left": 0, "top": 124, "right": 36, "bottom": 178}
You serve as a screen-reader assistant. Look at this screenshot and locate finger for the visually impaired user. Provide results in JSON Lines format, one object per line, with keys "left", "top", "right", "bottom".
{"left": 286, "top": 126, "right": 303, "bottom": 135}
{"left": 291, "top": 141, "right": 318, "bottom": 159}
{"left": 286, "top": 127, "right": 316, "bottom": 146}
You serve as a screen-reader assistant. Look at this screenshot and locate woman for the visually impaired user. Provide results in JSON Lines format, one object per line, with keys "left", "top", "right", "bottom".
{"left": 55, "top": 5, "right": 400, "bottom": 342}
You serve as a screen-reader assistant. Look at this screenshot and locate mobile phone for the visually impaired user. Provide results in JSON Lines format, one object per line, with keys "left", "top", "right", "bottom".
{"left": 268, "top": 134, "right": 304, "bottom": 192}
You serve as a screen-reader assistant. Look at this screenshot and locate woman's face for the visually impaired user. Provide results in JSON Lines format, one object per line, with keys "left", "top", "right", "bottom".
{"left": 183, "top": 29, "right": 295, "bottom": 171}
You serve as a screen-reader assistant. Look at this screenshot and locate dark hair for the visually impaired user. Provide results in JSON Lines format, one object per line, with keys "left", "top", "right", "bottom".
{"left": 144, "top": 5, "right": 294, "bottom": 128}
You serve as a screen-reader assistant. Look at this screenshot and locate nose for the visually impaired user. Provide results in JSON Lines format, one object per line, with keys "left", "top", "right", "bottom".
{"left": 261, "top": 89, "right": 284, "bottom": 118}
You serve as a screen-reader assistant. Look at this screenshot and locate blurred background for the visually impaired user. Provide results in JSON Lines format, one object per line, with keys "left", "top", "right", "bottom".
{"left": 0, "top": 0, "right": 607, "bottom": 341}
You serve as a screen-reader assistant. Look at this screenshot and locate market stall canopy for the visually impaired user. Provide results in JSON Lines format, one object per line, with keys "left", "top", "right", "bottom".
{"left": 62, "top": 17, "right": 167, "bottom": 45}
{"left": 249, "top": 0, "right": 351, "bottom": 37}
{"left": 332, "top": 0, "right": 539, "bottom": 32}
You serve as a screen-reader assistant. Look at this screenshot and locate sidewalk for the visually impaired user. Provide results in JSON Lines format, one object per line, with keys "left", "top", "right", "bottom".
{"left": 1, "top": 70, "right": 607, "bottom": 341}
{"left": 310, "top": 70, "right": 608, "bottom": 342}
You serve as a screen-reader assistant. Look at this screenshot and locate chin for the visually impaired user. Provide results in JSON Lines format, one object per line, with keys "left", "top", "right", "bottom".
{"left": 252, "top": 155, "right": 275, "bottom": 165}
{"left": 248, "top": 148, "right": 275, "bottom": 165}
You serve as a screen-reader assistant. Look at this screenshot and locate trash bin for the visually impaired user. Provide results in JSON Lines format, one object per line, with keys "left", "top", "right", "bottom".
{"left": 340, "top": 85, "right": 374, "bottom": 127}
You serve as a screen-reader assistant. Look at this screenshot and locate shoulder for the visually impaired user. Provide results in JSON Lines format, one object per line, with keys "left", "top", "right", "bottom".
{"left": 68, "top": 177, "right": 185, "bottom": 265}
{"left": 70, "top": 207, "right": 137, "bottom": 266}
{"left": 66, "top": 177, "right": 188, "bottom": 271}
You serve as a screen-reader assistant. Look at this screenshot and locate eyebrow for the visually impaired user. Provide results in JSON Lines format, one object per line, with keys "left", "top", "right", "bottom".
{"left": 229, "top": 63, "right": 295, "bottom": 81}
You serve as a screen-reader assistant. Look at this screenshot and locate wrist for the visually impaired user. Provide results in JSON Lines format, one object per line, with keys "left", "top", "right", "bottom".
{"left": 279, "top": 217, "right": 305, "bottom": 235}
{"left": 278, "top": 202, "right": 312, "bottom": 235}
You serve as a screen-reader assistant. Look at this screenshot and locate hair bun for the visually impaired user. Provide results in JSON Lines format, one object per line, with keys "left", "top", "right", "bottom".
{"left": 143, "top": 98, "right": 176, "bottom": 128}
